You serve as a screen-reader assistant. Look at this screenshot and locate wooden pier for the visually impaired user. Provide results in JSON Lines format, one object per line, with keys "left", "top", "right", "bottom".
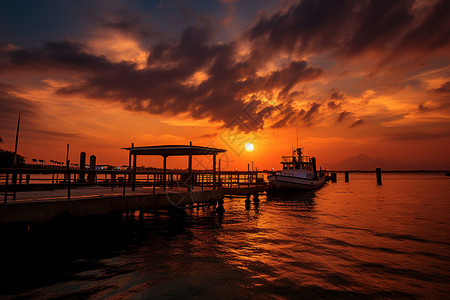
{"left": 0, "top": 167, "right": 269, "bottom": 226}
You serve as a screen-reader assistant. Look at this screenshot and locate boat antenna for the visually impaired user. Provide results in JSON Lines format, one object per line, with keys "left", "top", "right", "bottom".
{"left": 296, "top": 128, "right": 298, "bottom": 149}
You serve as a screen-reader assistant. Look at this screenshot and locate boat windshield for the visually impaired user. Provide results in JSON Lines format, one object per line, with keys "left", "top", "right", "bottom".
{"left": 281, "top": 156, "right": 313, "bottom": 170}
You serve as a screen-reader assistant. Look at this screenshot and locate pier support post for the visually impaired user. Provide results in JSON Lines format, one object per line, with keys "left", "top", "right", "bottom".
{"left": 245, "top": 194, "right": 251, "bottom": 210}
{"left": 163, "top": 155, "right": 167, "bottom": 191}
{"left": 376, "top": 168, "right": 382, "bottom": 185}
{"left": 188, "top": 154, "right": 192, "bottom": 192}
{"left": 253, "top": 192, "right": 259, "bottom": 202}
{"left": 345, "top": 171, "right": 349, "bottom": 182}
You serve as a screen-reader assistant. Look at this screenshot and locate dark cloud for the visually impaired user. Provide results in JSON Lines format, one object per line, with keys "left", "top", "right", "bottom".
{"left": 302, "top": 102, "right": 321, "bottom": 123}
{"left": 349, "top": 119, "right": 365, "bottom": 128}
{"left": 330, "top": 92, "right": 344, "bottom": 100}
{"left": 247, "top": 0, "right": 450, "bottom": 61}
{"left": 327, "top": 101, "right": 341, "bottom": 110}
{"left": 1, "top": 41, "right": 122, "bottom": 74}
{"left": 432, "top": 81, "right": 450, "bottom": 94}
{"left": 337, "top": 111, "right": 352, "bottom": 123}
{"left": 397, "top": 0, "right": 450, "bottom": 52}
{"left": 6, "top": 0, "right": 446, "bottom": 134}
{"left": 418, "top": 100, "right": 450, "bottom": 112}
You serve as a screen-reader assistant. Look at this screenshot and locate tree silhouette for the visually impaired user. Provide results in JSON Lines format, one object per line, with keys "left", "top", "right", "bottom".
{"left": 0, "top": 137, "right": 26, "bottom": 167}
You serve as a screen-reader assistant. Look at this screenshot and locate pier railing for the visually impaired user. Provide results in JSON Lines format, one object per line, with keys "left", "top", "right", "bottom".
{"left": 0, "top": 168, "right": 266, "bottom": 202}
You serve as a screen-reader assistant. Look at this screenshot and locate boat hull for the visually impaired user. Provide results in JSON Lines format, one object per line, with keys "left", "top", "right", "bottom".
{"left": 267, "top": 174, "right": 326, "bottom": 190}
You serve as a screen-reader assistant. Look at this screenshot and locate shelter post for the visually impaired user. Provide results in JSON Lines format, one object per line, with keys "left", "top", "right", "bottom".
{"left": 132, "top": 153, "right": 137, "bottom": 191}
{"left": 128, "top": 142, "right": 134, "bottom": 183}
{"left": 218, "top": 159, "right": 221, "bottom": 189}
{"left": 188, "top": 153, "right": 192, "bottom": 192}
{"left": 213, "top": 154, "right": 217, "bottom": 190}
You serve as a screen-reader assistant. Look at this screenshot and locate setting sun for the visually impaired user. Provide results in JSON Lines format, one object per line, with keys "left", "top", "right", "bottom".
{"left": 245, "top": 143, "right": 255, "bottom": 152}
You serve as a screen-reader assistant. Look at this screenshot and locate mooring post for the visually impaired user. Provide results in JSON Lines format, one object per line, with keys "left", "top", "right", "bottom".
{"left": 88, "top": 155, "right": 97, "bottom": 183}
{"left": 345, "top": 171, "right": 349, "bottom": 182}
{"left": 376, "top": 168, "right": 382, "bottom": 185}
{"left": 80, "top": 151, "right": 86, "bottom": 182}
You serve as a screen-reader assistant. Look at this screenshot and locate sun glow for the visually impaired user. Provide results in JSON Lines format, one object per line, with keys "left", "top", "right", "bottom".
{"left": 245, "top": 143, "right": 254, "bottom": 152}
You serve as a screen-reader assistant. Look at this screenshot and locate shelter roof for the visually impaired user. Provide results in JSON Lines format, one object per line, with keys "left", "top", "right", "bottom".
{"left": 122, "top": 145, "right": 226, "bottom": 156}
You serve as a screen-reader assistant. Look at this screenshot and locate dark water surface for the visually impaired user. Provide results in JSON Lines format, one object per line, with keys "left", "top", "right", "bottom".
{"left": 1, "top": 173, "right": 449, "bottom": 299}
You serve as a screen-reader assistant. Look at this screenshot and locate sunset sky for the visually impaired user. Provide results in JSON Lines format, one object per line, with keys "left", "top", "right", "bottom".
{"left": 1, "top": 0, "right": 449, "bottom": 170}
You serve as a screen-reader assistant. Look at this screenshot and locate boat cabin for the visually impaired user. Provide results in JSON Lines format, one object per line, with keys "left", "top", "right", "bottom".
{"left": 281, "top": 148, "right": 314, "bottom": 170}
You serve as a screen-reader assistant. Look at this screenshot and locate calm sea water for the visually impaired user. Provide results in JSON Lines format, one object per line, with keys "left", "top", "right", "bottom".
{"left": 1, "top": 173, "right": 449, "bottom": 299}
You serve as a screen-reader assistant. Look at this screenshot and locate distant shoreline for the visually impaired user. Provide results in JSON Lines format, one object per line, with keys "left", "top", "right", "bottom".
{"left": 324, "top": 170, "right": 449, "bottom": 173}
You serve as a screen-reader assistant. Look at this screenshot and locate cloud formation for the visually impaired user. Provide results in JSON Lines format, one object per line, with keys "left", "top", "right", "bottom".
{"left": 247, "top": 0, "right": 450, "bottom": 61}
{"left": 1, "top": 22, "right": 323, "bottom": 132}
{"left": 0, "top": 0, "right": 448, "bottom": 136}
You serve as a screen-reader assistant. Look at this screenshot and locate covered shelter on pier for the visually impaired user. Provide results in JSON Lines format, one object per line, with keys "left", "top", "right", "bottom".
{"left": 123, "top": 143, "right": 226, "bottom": 191}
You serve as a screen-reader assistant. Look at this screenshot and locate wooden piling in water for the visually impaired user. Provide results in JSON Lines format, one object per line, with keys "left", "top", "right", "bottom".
{"left": 376, "top": 168, "right": 382, "bottom": 185}
{"left": 80, "top": 151, "right": 86, "bottom": 182}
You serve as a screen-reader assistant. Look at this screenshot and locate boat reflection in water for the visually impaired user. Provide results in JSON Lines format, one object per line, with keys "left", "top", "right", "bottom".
{"left": 266, "top": 188, "right": 317, "bottom": 207}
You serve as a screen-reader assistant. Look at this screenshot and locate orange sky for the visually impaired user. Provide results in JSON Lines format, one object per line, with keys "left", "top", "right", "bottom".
{"left": 0, "top": 0, "right": 449, "bottom": 170}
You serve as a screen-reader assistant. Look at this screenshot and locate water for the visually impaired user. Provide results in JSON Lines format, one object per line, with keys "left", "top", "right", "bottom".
{"left": 1, "top": 173, "right": 449, "bottom": 299}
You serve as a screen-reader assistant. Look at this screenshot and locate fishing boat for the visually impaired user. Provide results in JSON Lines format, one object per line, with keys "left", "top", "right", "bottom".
{"left": 268, "top": 147, "right": 326, "bottom": 190}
